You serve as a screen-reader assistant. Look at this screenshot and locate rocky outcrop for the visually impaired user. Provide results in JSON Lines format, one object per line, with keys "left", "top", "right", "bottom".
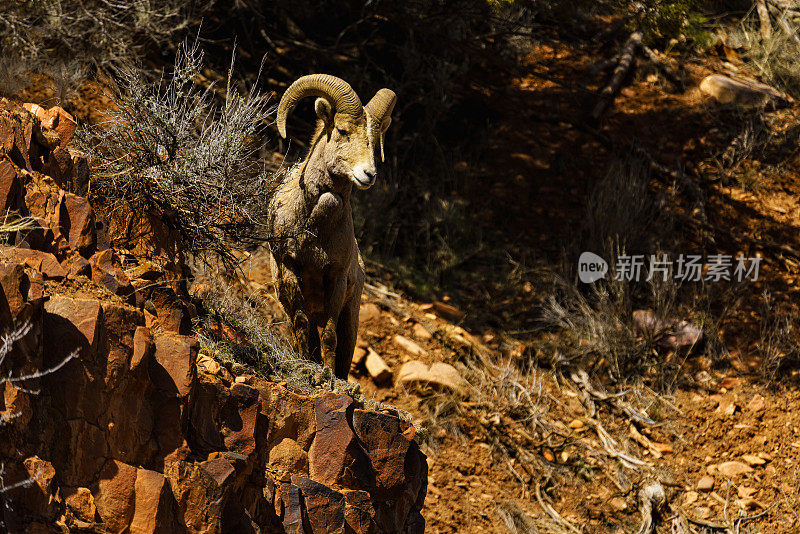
{"left": 0, "top": 99, "right": 427, "bottom": 533}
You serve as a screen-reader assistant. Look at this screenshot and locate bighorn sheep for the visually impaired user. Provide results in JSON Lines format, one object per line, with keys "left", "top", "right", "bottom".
{"left": 268, "top": 74, "right": 396, "bottom": 378}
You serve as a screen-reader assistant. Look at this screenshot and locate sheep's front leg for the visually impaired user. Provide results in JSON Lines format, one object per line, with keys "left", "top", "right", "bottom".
{"left": 321, "top": 276, "right": 347, "bottom": 375}
{"left": 276, "top": 264, "right": 310, "bottom": 360}
{"left": 292, "top": 310, "right": 311, "bottom": 361}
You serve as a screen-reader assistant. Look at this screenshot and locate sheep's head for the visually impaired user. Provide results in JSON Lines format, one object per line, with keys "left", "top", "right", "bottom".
{"left": 277, "top": 74, "right": 396, "bottom": 190}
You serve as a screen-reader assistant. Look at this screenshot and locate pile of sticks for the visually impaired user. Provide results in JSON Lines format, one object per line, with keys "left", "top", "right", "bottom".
{"left": 590, "top": 31, "right": 683, "bottom": 121}
{"left": 756, "top": 0, "right": 800, "bottom": 47}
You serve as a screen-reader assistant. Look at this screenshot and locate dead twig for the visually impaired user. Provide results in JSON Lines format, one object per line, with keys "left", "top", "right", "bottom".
{"left": 592, "top": 31, "right": 642, "bottom": 121}
{"left": 634, "top": 145, "right": 708, "bottom": 225}
{"left": 636, "top": 481, "right": 666, "bottom": 534}
{"left": 766, "top": 3, "right": 800, "bottom": 48}
{"left": 641, "top": 45, "right": 684, "bottom": 90}
{"left": 757, "top": 0, "right": 773, "bottom": 40}
{"left": 534, "top": 483, "right": 582, "bottom": 534}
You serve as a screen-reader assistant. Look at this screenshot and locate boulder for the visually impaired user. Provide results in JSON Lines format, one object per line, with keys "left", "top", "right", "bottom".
{"left": 343, "top": 490, "right": 377, "bottom": 534}
{"left": 24, "top": 103, "right": 76, "bottom": 146}
{"left": 0, "top": 246, "right": 66, "bottom": 279}
{"left": 130, "top": 468, "right": 176, "bottom": 534}
{"left": 398, "top": 360, "right": 467, "bottom": 395}
{"left": 365, "top": 349, "right": 393, "bottom": 385}
{"left": 0, "top": 260, "right": 28, "bottom": 314}
{"left": 152, "top": 332, "right": 197, "bottom": 399}
{"left": 292, "top": 476, "right": 346, "bottom": 534}
{"left": 279, "top": 482, "right": 303, "bottom": 533}
{"left": 699, "top": 74, "right": 791, "bottom": 107}
{"left": 308, "top": 393, "right": 356, "bottom": 486}
{"left": 94, "top": 459, "right": 138, "bottom": 533}
{"left": 0, "top": 159, "right": 23, "bottom": 213}
{"left": 352, "top": 410, "right": 412, "bottom": 495}
{"left": 64, "top": 487, "right": 97, "bottom": 523}
{"left": 58, "top": 191, "right": 95, "bottom": 253}
{"left": 222, "top": 382, "right": 260, "bottom": 456}
{"left": 268, "top": 438, "right": 309, "bottom": 482}
{"left": 42, "top": 146, "right": 75, "bottom": 188}
{"left": 20, "top": 456, "right": 60, "bottom": 522}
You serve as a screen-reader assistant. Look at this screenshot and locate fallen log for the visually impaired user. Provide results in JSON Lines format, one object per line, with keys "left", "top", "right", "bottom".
{"left": 592, "top": 31, "right": 643, "bottom": 121}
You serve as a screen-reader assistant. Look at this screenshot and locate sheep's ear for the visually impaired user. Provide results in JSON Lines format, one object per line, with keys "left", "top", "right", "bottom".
{"left": 314, "top": 98, "right": 334, "bottom": 133}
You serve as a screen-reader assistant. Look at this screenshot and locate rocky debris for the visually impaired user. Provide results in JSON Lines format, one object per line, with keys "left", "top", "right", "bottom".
{"left": 22, "top": 103, "right": 77, "bottom": 147}
{"left": 412, "top": 322, "right": 433, "bottom": 340}
{"left": 697, "top": 475, "right": 715, "bottom": 492}
{"left": 398, "top": 360, "right": 467, "bottom": 396}
{"left": 360, "top": 302, "right": 382, "bottom": 323}
{"left": 2, "top": 274, "right": 428, "bottom": 532}
{"left": 717, "top": 461, "right": 753, "bottom": 477}
{"left": 394, "top": 334, "right": 428, "bottom": 357}
{"left": 365, "top": 349, "right": 393, "bottom": 385}
{"left": 699, "top": 74, "right": 792, "bottom": 107}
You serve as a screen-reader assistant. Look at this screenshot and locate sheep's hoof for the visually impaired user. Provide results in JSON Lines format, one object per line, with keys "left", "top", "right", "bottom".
{"left": 312, "top": 365, "right": 333, "bottom": 387}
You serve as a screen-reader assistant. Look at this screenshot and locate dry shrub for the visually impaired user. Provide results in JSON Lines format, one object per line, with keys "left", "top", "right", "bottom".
{"left": 737, "top": 12, "right": 800, "bottom": 98}
{"left": 538, "top": 157, "right": 736, "bottom": 389}
{"left": 756, "top": 292, "right": 800, "bottom": 382}
{"left": 191, "top": 259, "right": 363, "bottom": 397}
{"left": 0, "top": 0, "right": 203, "bottom": 68}
{"left": 78, "top": 41, "right": 275, "bottom": 269}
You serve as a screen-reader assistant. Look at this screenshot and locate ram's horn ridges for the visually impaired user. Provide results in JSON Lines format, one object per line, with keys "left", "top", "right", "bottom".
{"left": 277, "top": 74, "right": 364, "bottom": 138}
{"left": 365, "top": 88, "right": 397, "bottom": 126}
{"left": 366, "top": 89, "right": 397, "bottom": 161}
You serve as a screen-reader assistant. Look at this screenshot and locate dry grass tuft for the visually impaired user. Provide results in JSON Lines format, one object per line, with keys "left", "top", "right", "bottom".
{"left": 737, "top": 11, "right": 800, "bottom": 98}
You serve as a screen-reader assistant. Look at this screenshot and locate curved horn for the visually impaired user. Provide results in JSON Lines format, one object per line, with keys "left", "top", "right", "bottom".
{"left": 365, "top": 88, "right": 397, "bottom": 126}
{"left": 277, "top": 74, "right": 363, "bottom": 138}
{"left": 365, "top": 88, "right": 397, "bottom": 162}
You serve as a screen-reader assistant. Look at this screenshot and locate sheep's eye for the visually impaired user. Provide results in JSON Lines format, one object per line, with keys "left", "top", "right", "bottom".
{"left": 337, "top": 128, "right": 348, "bottom": 136}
